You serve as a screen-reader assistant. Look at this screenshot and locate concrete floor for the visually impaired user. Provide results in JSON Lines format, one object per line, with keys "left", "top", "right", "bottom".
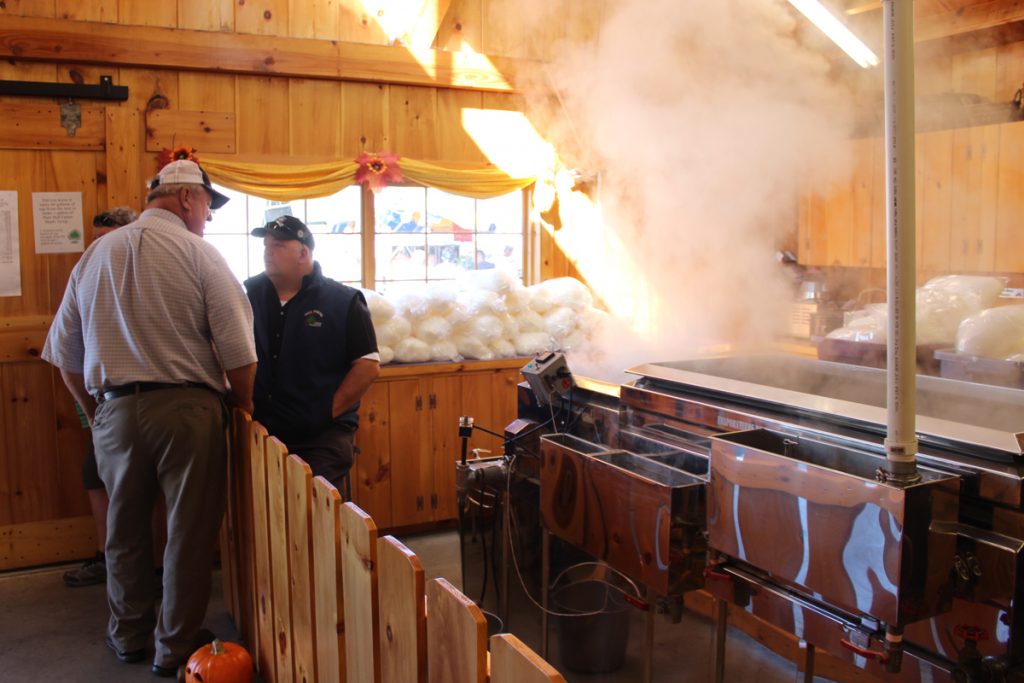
{"left": 0, "top": 530, "right": 826, "bottom": 682}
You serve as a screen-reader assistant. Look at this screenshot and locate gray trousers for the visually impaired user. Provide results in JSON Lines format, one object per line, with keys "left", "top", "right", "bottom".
{"left": 92, "top": 386, "right": 227, "bottom": 668}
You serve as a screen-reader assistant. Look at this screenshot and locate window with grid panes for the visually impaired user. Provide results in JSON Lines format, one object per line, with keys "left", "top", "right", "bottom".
{"left": 207, "top": 183, "right": 526, "bottom": 291}
{"left": 207, "top": 183, "right": 364, "bottom": 286}
{"left": 373, "top": 186, "right": 524, "bottom": 294}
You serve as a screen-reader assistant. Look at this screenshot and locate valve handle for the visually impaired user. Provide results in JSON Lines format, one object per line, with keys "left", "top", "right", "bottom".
{"left": 840, "top": 638, "right": 889, "bottom": 662}
{"left": 622, "top": 593, "right": 650, "bottom": 611}
{"left": 704, "top": 566, "right": 733, "bottom": 582}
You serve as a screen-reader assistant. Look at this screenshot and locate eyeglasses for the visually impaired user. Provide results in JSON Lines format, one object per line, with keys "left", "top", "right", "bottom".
{"left": 93, "top": 215, "right": 120, "bottom": 228}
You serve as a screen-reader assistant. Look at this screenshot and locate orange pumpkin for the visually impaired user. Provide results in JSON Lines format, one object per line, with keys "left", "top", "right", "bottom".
{"left": 184, "top": 639, "right": 252, "bottom": 683}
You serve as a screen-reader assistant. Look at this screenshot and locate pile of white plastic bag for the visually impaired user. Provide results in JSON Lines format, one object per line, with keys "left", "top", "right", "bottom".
{"left": 826, "top": 275, "right": 1007, "bottom": 346}
{"left": 361, "top": 272, "right": 606, "bottom": 365}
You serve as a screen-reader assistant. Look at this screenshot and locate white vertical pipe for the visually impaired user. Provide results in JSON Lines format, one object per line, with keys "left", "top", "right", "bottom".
{"left": 882, "top": 0, "right": 919, "bottom": 480}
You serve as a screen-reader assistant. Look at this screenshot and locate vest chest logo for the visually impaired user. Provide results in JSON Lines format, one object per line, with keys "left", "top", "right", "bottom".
{"left": 303, "top": 309, "right": 324, "bottom": 328}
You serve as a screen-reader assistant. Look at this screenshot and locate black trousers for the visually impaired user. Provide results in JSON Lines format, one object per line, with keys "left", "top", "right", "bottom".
{"left": 286, "top": 423, "right": 357, "bottom": 494}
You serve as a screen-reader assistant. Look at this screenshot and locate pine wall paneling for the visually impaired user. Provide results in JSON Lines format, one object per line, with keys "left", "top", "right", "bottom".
{"left": 55, "top": 0, "right": 116, "bottom": 22}
{"left": 436, "top": 89, "right": 486, "bottom": 164}
{"left": 341, "top": 81, "right": 390, "bottom": 157}
{"left": 145, "top": 110, "right": 237, "bottom": 154}
{"left": 105, "top": 108, "right": 143, "bottom": 212}
{"left": 389, "top": 85, "right": 440, "bottom": 160}
{"left": 117, "top": 0, "right": 177, "bottom": 27}
{"left": 288, "top": 0, "right": 339, "bottom": 41}
{"left": 289, "top": 79, "right": 344, "bottom": 158}
{"left": 176, "top": 0, "right": 234, "bottom": 33}
{"left": 2, "top": 361, "right": 61, "bottom": 525}
{"left": 1, "top": 0, "right": 55, "bottom": 18}
{"left": 995, "top": 121, "right": 1024, "bottom": 273}
{"left": 435, "top": 0, "right": 481, "bottom": 52}
{"left": 236, "top": 75, "right": 291, "bottom": 156}
{"left": 335, "top": 0, "right": 392, "bottom": 45}
{"left": 235, "top": 0, "right": 289, "bottom": 36}
{"left": 918, "top": 129, "right": 954, "bottom": 274}
{"left": 950, "top": 124, "right": 999, "bottom": 272}
{"left": 850, "top": 137, "right": 874, "bottom": 268}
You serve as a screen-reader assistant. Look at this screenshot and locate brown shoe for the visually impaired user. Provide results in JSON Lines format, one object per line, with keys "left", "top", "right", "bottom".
{"left": 63, "top": 552, "right": 106, "bottom": 587}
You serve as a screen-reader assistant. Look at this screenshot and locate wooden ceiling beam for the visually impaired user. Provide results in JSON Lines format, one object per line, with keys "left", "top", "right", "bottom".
{"left": 0, "top": 15, "right": 525, "bottom": 92}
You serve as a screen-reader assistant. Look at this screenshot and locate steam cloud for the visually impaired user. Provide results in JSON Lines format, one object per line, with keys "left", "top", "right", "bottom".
{"left": 521, "top": 0, "right": 859, "bottom": 380}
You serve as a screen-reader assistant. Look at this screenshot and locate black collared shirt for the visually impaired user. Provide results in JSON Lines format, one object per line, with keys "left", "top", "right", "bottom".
{"left": 245, "top": 262, "right": 377, "bottom": 442}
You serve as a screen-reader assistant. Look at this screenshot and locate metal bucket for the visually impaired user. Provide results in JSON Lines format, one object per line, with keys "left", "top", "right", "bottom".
{"left": 551, "top": 563, "right": 639, "bottom": 674}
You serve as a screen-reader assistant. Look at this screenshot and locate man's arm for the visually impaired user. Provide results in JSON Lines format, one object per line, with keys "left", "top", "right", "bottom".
{"left": 59, "top": 369, "right": 97, "bottom": 424}
{"left": 225, "top": 362, "right": 257, "bottom": 415}
{"left": 331, "top": 358, "right": 380, "bottom": 419}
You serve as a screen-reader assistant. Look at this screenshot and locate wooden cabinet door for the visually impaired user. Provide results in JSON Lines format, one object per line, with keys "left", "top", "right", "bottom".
{"left": 429, "top": 375, "right": 462, "bottom": 521}
{"left": 460, "top": 371, "right": 500, "bottom": 458}
{"left": 995, "top": 121, "right": 1024, "bottom": 273}
{"left": 388, "top": 378, "right": 433, "bottom": 527}
{"left": 352, "top": 381, "right": 392, "bottom": 528}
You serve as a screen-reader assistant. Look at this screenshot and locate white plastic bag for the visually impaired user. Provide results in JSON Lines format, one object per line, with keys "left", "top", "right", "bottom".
{"left": 457, "top": 289, "right": 507, "bottom": 317}
{"left": 378, "top": 345, "right": 395, "bottom": 365}
{"left": 955, "top": 305, "right": 1024, "bottom": 359}
{"left": 461, "top": 314, "right": 505, "bottom": 343}
{"left": 514, "top": 332, "right": 553, "bottom": 356}
{"left": 392, "top": 292, "right": 430, "bottom": 321}
{"left": 423, "top": 283, "right": 459, "bottom": 317}
{"left": 361, "top": 289, "right": 395, "bottom": 323}
{"left": 394, "top": 337, "right": 432, "bottom": 363}
{"left": 413, "top": 316, "right": 453, "bottom": 344}
{"left": 514, "top": 309, "right": 546, "bottom": 333}
{"left": 430, "top": 340, "right": 460, "bottom": 362}
{"left": 544, "top": 306, "right": 577, "bottom": 341}
{"left": 455, "top": 335, "right": 495, "bottom": 361}
{"left": 537, "top": 277, "right": 594, "bottom": 311}
{"left": 490, "top": 338, "right": 516, "bottom": 358}
{"left": 459, "top": 268, "right": 516, "bottom": 295}
{"left": 374, "top": 316, "right": 411, "bottom": 348}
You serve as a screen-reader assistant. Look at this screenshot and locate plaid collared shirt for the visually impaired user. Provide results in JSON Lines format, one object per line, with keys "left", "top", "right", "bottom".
{"left": 43, "top": 208, "right": 256, "bottom": 397}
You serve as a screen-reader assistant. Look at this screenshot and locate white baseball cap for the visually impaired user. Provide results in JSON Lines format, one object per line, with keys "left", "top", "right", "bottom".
{"left": 149, "top": 160, "right": 230, "bottom": 210}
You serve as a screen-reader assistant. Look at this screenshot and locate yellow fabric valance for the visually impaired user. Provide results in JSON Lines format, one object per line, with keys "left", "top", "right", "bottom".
{"left": 201, "top": 158, "right": 359, "bottom": 201}
{"left": 201, "top": 156, "right": 535, "bottom": 201}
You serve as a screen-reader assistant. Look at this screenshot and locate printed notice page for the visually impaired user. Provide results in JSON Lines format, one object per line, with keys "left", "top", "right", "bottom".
{"left": 33, "top": 192, "right": 84, "bottom": 254}
{"left": 0, "top": 191, "right": 20, "bottom": 297}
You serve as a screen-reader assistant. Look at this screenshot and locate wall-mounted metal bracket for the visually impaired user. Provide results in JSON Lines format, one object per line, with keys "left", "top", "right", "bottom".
{"left": 0, "top": 75, "right": 128, "bottom": 101}
{"left": 59, "top": 101, "right": 82, "bottom": 137}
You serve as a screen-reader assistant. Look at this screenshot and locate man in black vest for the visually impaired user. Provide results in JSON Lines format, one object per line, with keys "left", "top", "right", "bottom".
{"left": 246, "top": 215, "right": 380, "bottom": 491}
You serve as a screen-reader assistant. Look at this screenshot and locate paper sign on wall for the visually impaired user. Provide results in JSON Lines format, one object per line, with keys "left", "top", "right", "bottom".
{"left": 33, "top": 192, "right": 84, "bottom": 254}
{"left": 0, "top": 191, "right": 20, "bottom": 297}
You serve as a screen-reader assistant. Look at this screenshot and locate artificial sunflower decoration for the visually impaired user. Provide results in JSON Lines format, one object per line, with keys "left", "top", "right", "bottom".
{"left": 355, "top": 151, "right": 403, "bottom": 193}
{"left": 156, "top": 146, "right": 200, "bottom": 171}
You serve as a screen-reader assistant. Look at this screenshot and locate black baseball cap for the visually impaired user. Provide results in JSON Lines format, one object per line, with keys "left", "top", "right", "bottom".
{"left": 251, "top": 215, "right": 315, "bottom": 249}
{"left": 148, "top": 160, "right": 230, "bottom": 210}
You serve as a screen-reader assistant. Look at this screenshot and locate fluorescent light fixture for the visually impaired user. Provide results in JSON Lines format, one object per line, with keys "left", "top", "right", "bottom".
{"left": 789, "top": 0, "right": 880, "bottom": 68}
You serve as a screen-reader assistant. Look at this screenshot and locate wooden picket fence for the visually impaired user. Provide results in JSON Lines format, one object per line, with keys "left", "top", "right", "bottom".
{"left": 220, "top": 409, "right": 565, "bottom": 683}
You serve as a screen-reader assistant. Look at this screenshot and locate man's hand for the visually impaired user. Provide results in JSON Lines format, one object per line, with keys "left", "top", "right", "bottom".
{"left": 59, "top": 369, "right": 97, "bottom": 424}
{"left": 332, "top": 358, "right": 381, "bottom": 419}
{"left": 225, "top": 362, "right": 257, "bottom": 414}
